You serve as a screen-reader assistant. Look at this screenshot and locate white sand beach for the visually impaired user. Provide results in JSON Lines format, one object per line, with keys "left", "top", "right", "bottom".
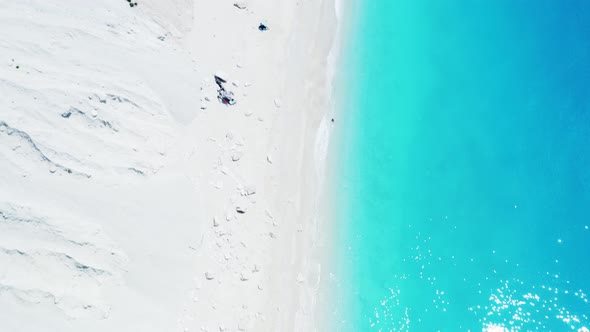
{"left": 0, "top": 0, "right": 338, "bottom": 331}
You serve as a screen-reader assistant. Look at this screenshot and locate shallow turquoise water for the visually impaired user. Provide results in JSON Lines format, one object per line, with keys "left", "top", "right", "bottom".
{"left": 335, "top": 1, "right": 590, "bottom": 330}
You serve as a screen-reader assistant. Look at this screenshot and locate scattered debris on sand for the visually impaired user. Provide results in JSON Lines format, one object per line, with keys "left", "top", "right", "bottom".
{"left": 215, "top": 72, "right": 237, "bottom": 106}
{"left": 240, "top": 272, "right": 249, "bottom": 281}
{"left": 125, "top": 0, "right": 139, "bottom": 8}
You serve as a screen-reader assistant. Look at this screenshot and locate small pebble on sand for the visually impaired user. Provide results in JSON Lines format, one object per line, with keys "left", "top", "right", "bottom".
{"left": 241, "top": 185, "right": 256, "bottom": 196}
{"left": 297, "top": 273, "right": 305, "bottom": 283}
{"left": 233, "top": 1, "right": 247, "bottom": 9}
{"left": 265, "top": 209, "right": 273, "bottom": 219}
{"left": 231, "top": 151, "right": 243, "bottom": 161}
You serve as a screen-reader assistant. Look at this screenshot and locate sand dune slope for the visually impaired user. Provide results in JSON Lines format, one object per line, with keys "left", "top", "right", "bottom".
{"left": 0, "top": 0, "right": 336, "bottom": 330}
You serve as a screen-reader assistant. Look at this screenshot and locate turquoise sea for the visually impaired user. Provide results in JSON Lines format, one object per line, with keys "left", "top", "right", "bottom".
{"left": 333, "top": 1, "right": 590, "bottom": 331}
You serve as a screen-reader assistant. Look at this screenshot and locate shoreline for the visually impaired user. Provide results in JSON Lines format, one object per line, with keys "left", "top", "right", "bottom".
{"left": 264, "top": 0, "right": 341, "bottom": 330}
{"left": 319, "top": 0, "right": 362, "bottom": 328}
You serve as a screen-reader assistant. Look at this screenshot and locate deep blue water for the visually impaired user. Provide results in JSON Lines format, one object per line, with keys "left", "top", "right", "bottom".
{"left": 334, "top": 1, "right": 590, "bottom": 330}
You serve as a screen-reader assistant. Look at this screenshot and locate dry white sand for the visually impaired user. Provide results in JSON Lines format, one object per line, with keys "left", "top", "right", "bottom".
{"left": 0, "top": 0, "right": 338, "bottom": 331}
